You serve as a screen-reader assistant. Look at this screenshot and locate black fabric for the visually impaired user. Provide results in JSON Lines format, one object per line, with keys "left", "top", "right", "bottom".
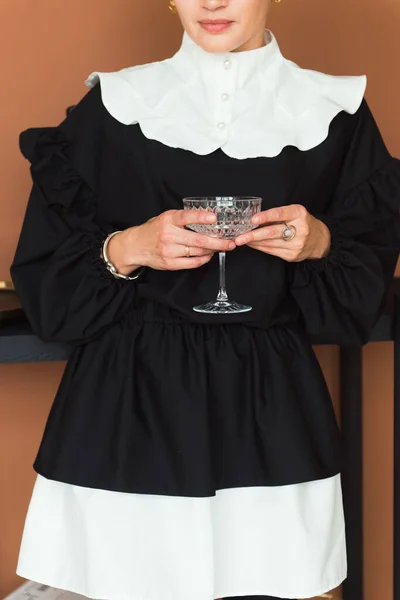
{"left": 10, "top": 82, "right": 400, "bottom": 495}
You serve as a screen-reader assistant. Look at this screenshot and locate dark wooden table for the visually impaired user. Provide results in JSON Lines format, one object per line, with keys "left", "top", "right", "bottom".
{"left": 1, "top": 280, "right": 399, "bottom": 600}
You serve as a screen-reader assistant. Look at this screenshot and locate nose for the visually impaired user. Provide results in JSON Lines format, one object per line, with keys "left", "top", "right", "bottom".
{"left": 201, "top": 0, "right": 229, "bottom": 9}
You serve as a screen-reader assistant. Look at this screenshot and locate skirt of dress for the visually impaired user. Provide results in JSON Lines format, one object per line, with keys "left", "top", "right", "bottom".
{"left": 16, "top": 473, "right": 347, "bottom": 600}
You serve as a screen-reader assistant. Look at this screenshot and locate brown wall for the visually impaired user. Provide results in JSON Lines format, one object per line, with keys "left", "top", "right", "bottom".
{"left": 1, "top": 0, "right": 399, "bottom": 598}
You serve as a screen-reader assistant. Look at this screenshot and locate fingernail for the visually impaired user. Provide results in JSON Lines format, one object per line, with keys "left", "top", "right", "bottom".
{"left": 229, "top": 242, "right": 235, "bottom": 250}
{"left": 207, "top": 214, "right": 216, "bottom": 222}
{"left": 253, "top": 216, "right": 260, "bottom": 224}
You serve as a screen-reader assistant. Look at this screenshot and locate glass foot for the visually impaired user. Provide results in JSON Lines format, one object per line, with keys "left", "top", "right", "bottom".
{"left": 193, "top": 300, "right": 252, "bottom": 314}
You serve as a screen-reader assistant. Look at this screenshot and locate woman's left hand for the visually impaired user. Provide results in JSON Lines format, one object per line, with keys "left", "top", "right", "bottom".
{"left": 234, "top": 204, "right": 331, "bottom": 262}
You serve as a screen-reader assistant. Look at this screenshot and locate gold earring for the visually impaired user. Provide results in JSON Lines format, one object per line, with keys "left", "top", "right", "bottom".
{"left": 169, "top": 0, "right": 177, "bottom": 13}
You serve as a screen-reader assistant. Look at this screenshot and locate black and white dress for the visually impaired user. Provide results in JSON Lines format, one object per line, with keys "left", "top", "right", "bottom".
{"left": 12, "top": 29, "right": 400, "bottom": 600}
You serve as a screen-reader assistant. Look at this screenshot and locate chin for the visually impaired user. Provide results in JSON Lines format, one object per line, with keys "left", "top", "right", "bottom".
{"left": 194, "top": 28, "right": 242, "bottom": 54}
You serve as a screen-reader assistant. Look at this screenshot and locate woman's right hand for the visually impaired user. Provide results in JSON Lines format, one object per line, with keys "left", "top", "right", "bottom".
{"left": 107, "top": 209, "right": 236, "bottom": 275}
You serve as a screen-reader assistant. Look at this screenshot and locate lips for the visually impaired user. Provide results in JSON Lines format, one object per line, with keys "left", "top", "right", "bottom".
{"left": 200, "top": 20, "right": 232, "bottom": 24}
{"left": 199, "top": 20, "right": 233, "bottom": 33}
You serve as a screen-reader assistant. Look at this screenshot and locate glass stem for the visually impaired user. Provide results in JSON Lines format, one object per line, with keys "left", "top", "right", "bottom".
{"left": 216, "top": 251, "right": 229, "bottom": 302}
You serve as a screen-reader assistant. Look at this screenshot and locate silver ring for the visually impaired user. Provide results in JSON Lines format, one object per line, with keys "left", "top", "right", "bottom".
{"left": 185, "top": 246, "right": 191, "bottom": 258}
{"left": 281, "top": 223, "right": 296, "bottom": 242}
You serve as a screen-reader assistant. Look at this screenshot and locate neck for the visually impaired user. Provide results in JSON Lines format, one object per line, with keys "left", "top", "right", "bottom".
{"left": 231, "top": 30, "right": 267, "bottom": 53}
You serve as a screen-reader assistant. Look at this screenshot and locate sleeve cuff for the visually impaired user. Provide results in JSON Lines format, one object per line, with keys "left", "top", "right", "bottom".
{"left": 297, "top": 214, "right": 345, "bottom": 273}
{"left": 82, "top": 230, "right": 145, "bottom": 284}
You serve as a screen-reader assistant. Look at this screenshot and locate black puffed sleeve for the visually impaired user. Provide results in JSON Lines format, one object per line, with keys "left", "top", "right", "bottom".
{"left": 289, "top": 99, "right": 400, "bottom": 345}
{"left": 10, "top": 83, "right": 141, "bottom": 345}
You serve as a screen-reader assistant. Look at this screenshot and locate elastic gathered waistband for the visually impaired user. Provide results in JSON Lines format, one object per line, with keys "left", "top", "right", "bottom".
{"left": 120, "top": 299, "right": 300, "bottom": 332}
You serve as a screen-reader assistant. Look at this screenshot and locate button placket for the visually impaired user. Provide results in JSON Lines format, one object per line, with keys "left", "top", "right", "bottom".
{"left": 215, "top": 57, "right": 235, "bottom": 134}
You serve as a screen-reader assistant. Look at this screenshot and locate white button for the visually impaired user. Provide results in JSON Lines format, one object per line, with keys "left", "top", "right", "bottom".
{"left": 217, "top": 122, "right": 226, "bottom": 129}
{"left": 221, "top": 93, "right": 230, "bottom": 101}
{"left": 223, "top": 59, "right": 231, "bottom": 69}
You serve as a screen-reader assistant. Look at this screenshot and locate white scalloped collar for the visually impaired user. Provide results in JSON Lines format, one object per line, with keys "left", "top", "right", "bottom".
{"left": 85, "top": 29, "right": 366, "bottom": 159}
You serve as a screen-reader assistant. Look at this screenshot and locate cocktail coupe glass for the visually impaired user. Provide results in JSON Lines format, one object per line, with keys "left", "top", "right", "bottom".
{"left": 182, "top": 196, "right": 262, "bottom": 314}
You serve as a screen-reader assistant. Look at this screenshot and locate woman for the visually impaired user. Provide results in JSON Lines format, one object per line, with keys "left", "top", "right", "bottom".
{"left": 11, "top": 1, "right": 400, "bottom": 599}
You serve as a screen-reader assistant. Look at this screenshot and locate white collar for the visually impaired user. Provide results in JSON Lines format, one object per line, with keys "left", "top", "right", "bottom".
{"left": 85, "top": 29, "right": 366, "bottom": 159}
{"left": 172, "top": 28, "right": 280, "bottom": 89}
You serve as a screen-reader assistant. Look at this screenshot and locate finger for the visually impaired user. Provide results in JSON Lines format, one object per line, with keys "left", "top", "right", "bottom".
{"left": 246, "top": 242, "right": 295, "bottom": 261}
{"left": 252, "top": 236, "right": 304, "bottom": 249}
{"left": 235, "top": 224, "right": 286, "bottom": 246}
{"left": 251, "top": 204, "right": 307, "bottom": 226}
{"left": 247, "top": 238, "right": 302, "bottom": 252}
{"left": 174, "top": 230, "right": 236, "bottom": 252}
{"left": 171, "top": 245, "right": 214, "bottom": 258}
{"left": 160, "top": 222, "right": 236, "bottom": 252}
{"left": 167, "top": 254, "right": 214, "bottom": 271}
{"left": 175, "top": 209, "right": 217, "bottom": 228}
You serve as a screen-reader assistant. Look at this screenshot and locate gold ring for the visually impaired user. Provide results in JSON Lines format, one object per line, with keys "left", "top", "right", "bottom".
{"left": 185, "top": 246, "right": 191, "bottom": 258}
{"left": 281, "top": 223, "right": 297, "bottom": 242}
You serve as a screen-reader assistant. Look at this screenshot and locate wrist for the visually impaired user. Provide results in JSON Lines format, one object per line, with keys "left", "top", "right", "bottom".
{"left": 106, "top": 229, "right": 143, "bottom": 276}
{"left": 316, "top": 221, "right": 331, "bottom": 259}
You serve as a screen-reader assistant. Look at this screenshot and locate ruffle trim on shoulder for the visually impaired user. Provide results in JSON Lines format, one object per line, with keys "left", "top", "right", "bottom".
{"left": 19, "top": 127, "right": 95, "bottom": 212}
